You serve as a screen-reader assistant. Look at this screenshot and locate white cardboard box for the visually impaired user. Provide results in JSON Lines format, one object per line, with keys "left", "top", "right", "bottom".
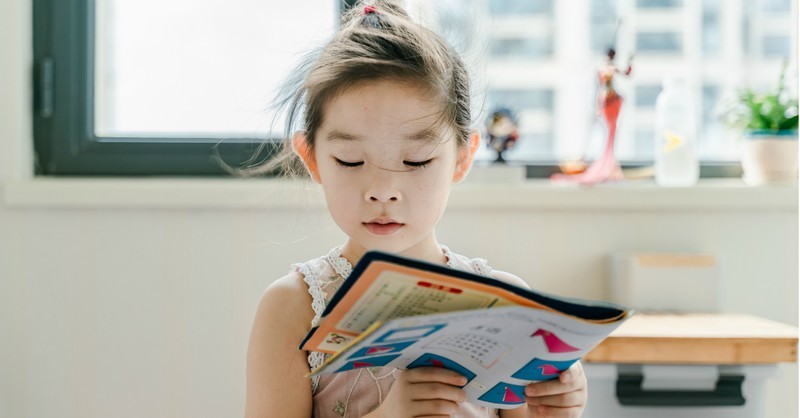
{"left": 610, "top": 252, "right": 721, "bottom": 312}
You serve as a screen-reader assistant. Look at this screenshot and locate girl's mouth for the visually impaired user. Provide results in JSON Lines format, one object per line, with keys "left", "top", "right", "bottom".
{"left": 363, "top": 221, "right": 404, "bottom": 235}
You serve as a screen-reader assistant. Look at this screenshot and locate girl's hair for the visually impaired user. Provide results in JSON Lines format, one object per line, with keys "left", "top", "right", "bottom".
{"left": 235, "top": 0, "right": 472, "bottom": 178}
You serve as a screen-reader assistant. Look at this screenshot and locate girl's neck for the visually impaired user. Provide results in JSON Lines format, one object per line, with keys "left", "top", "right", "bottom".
{"left": 338, "top": 237, "right": 447, "bottom": 267}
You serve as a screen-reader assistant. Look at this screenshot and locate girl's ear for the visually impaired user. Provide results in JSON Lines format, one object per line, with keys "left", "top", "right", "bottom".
{"left": 453, "top": 130, "right": 481, "bottom": 183}
{"left": 291, "top": 132, "right": 321, "bottom": 183}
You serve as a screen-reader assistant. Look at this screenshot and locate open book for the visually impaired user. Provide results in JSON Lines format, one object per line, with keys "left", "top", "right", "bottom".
{"left": 300, "top": 251, "right": 632, "bottom": 409}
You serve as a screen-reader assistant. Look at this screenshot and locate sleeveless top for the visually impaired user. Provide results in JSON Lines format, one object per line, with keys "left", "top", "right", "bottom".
{"left": 293, "top": 246, "right": 501, "bottom": 418}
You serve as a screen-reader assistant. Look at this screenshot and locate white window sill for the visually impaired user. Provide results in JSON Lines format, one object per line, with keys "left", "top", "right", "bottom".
{"left": 1, "top": 177, "right": 797, "bottom": 211}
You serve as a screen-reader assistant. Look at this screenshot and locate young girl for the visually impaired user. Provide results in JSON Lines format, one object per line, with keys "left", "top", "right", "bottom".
{"left": 245, "top": 2, "right": 587, "bottom": 417}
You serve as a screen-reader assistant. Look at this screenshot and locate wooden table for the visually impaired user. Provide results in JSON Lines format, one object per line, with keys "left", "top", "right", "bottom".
{"left": 585, "top": 313, "right": 798, "bottom": 364}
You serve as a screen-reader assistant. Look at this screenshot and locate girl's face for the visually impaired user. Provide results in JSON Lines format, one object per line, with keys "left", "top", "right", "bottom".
{"left": 299, "top": 80, "right": 476, "bottom": 262}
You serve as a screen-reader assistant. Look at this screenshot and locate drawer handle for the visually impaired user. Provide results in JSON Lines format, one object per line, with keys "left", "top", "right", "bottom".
{"left": 616, "top": 373, "right": 746, "bottom": 407}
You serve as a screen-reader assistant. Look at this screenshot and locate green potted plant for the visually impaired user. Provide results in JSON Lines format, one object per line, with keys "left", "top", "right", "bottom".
{"left": 718, "top": 62, "right": 798, "bottom": 185}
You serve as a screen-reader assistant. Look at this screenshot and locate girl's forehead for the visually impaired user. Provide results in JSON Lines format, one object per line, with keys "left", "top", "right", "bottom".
{"left": 319, "top": 80, "right": 457, "bottom": 145}
{"left": 320, "top": 126, "right": 457, "bottom": 155}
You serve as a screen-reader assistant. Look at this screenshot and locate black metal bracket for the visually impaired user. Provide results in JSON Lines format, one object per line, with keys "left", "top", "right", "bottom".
{"left": 616, "top": 373, "right": 746, "bottom": 407}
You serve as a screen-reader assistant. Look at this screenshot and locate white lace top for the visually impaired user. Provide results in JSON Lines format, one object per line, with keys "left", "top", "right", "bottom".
{"left": 293, "top": 246, "right": 500, "bottom": 418}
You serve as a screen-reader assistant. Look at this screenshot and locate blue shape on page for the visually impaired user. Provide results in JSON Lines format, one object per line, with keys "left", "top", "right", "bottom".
{"left": 335, "top": 354, "right": 401, "bottom": 373}
{"left": 478, "top": 381, "right": 527, "bottom": 405}
{"left": 347, "top": 340, "right": 416, "bottom": 359}
{"left": 511, "top": 358, "right": 578, "bottom": 381}
{"left": 407, "top": 353, "right": 476, "bottom": 387}
{"left": 374, "top": 324, "right": 446, "bottom": 343}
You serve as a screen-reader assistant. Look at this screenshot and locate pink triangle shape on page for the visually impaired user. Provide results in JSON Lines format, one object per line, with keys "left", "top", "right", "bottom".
{"left": 366, "top": 346, "right": 393, "bottom": 355}
{"left": 538, "top": 364, "right": 561, "bottom": 375}
{"left": 353, "top": 361, "right": 373, "bottom": 369}
{"left": 531, "top": 329, "right": 580, "bottom": 353}
{"left": 503, "top": 386, "right": 523, "bottom": 403}
{"left": 429, "top": 359, "right": 445, "bottom": 367}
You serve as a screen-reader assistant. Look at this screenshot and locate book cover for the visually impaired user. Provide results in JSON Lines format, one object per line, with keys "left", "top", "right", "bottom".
{"left": 300, "top": 251, "right": 632, "bottom": 409}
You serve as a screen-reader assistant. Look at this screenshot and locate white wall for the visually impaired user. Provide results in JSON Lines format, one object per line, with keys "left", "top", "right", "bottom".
{"left": 1, "top": 186, "right": 797, "bottom": 418}
{"left": 1, "top": 1, "right": 797, "bottom": 418}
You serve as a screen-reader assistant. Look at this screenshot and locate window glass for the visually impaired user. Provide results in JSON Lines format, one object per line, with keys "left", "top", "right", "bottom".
{"left": 702, "top": 0, "right": 722, "bottom": 54}
{"left": 94, "top": 0, "right": 337, "bottom": 138}
{"left": 636, "top": 0, "right": 683, "bottom": 8}
{"left": 489, "top": 0, "right": 553, "bottom": 16}
{"left": 635, "top": 85, "right": 662, "bottom": 108}
{"left": 636, "top": 33, "right": 683, "bottom": 54}
{"left": 89, "top": 0, "right": 797, "bottom": 165}
{"left": 430, "top": 0, "right": 796, "bottom": 163}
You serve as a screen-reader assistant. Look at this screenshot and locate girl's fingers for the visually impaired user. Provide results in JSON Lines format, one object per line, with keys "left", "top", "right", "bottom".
{"left": 525, "top": 378, "right": 582, "bottom": 398}
{"left": 559, "top": 362, "right": 585, "bottom": 384}
{"left": 526, "top": 388, "right": 586, "bottom": 407}
{"left": 526, "top": 363, "right": 585, "bottom": 397}
{"left": 403, "top": 367, "right": 468, "bottom": 387}
{"left": 408, "top": 382, "right": 467, "bottom": 404}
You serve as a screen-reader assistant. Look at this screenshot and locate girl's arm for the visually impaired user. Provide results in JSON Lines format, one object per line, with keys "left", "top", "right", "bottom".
{"left": 245, "top": 273, "right": 316, "bottom": 418}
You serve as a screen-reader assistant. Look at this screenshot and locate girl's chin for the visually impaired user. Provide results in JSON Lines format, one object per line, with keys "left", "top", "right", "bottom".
{"left": 346, "top": 237, "right": 443, "bottom": 261}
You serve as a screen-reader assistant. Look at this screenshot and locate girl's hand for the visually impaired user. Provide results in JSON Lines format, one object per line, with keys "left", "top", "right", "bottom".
{"left": 367, "top": 367, "right": 468, "bottom": 418}
{"left": 524, "top": 361, "right": 587, "bottom": 418}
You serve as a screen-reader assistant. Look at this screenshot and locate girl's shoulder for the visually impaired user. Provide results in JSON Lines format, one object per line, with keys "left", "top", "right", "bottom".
{"left": 443, "top": 246, "right": 530, "bottom": 290}
{"left": 489, "top": 269, "right": 530, "bottom": 290}
{"left": 257, "top": 270, "right": 316, "bottom": 328}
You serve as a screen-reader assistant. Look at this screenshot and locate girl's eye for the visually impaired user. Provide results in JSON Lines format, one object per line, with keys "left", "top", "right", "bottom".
{"left": 334, "top": 158, "right": 363, "bottom": 167}
{"left": 403, "top": 159, "right": 434, "bottom": 168}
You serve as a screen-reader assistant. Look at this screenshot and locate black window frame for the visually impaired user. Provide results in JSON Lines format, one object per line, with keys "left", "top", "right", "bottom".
{"left": 32, "top": 0, "right": 739, "bottom": 178}
{"left": 32, "top": 0, "right": 359, "bottom": 176}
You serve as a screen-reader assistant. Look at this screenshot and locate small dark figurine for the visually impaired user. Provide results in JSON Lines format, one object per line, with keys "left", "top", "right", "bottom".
{"left": 485, "top": 108, "right": 520, "bottom": 163}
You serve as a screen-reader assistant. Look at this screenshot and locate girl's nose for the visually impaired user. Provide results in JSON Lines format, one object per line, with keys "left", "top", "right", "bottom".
{"left": 364, "top": 172, "right": 401, "bottom": 203}
{"left": 368, "top": 193, "right": 399, "bottom": 203}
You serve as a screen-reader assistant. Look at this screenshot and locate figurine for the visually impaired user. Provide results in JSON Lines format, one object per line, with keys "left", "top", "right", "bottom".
{"left": 551, "top": 47, "right": 633, "bottom": 185}
{"left": 485, "top": 108, "right": 520, "bottom": 163}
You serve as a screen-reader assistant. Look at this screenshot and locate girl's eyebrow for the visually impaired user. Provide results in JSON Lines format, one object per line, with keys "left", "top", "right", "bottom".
{"left": 404, "top": 127, "right": 439, "bottom": 142}
{"left": 326, "top": 130, "right": 361, "bottom": 141}
{"left": 326, "top": 128, "right": 438, "bottom": 142}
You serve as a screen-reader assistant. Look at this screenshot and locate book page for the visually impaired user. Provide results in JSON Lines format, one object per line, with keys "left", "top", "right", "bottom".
{"left": 310, "top": 305, "right": 629, "bottom": 409}
{"left": 339, "top": 270, "right": 507, "bottom": 334}
{"left": 302, "top": 263, "right": 527, "bottom": 353}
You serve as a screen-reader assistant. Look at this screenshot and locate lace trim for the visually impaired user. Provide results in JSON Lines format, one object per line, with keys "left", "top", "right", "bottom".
{"left": 295, "top": 262, "right": 328, "bottom": 393}
{"left": 326, "top": 246, "right": 353, "bottom": 280}
{"left": 330, "top": 245, "right": 460, "bottom": 277}
{"left": 296, "top": 263, "right": 326, "bottom": 326}
{"left": 441, "top": 245, "right": 493, "bottom": 275}
{"left": 470, "top": 258, "right": 493, "bottom": 276}
{"left": 441, "top": 245, "right": 460, "bottom": 270}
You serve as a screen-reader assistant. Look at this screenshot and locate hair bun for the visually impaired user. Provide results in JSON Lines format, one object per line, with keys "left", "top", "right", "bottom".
{"left": 362, "top": 5, "right": 380, "bottom": 15}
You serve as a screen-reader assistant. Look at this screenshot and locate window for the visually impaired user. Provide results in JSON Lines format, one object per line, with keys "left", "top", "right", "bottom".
{"left": 33, "top": 0, "right": 340, "bottom": 175}
{"left": 34, "top": 0, "right": 797, "bottom": 176}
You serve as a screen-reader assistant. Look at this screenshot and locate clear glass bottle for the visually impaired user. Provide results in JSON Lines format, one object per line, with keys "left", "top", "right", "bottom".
{"left": 654, "top": 76, "right": 699, "bottom": 186}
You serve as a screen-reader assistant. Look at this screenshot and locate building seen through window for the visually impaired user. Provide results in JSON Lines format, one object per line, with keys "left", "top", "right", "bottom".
{"left": 94, "top": 0, "right": 797, "bottom": 167}
{"left": 431, "top": 0, "right": 797, "bottom": 163}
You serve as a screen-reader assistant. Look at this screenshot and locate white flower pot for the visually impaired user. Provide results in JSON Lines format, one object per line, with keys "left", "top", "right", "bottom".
{"left": 740, "top": 131, "right": 798, "bottom": 186}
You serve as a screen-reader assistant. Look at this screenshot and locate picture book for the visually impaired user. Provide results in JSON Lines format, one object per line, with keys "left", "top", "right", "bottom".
{"left": 299, "top": 251, "right": 632, "bottom": 409}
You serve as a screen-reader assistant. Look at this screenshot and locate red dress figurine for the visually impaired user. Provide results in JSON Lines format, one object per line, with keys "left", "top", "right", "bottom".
{"left": 552, "top": 48, "right": 633, "bottom": 185}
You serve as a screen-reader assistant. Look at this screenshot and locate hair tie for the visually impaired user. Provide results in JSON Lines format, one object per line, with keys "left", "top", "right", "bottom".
{"left": 362, "top": 5, "right": 380, "bottom": 15}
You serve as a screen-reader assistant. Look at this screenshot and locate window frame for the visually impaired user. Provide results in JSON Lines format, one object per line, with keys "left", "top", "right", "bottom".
{"left": 32, "top": 0, "right": 322, "bottom": 176}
